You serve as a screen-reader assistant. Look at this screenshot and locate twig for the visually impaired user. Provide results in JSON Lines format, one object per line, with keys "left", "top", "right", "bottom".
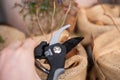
{"left": 35, "top": 7, "right": 49, "bottom": 42}
{"left": 36, "top": 8, "right": 46, "bottom": 35}
{"left": 49, "top": 0, "right": 56, "bottom": 43}
{"left": 51, "top": 0, "right": 56, "bottom": 31}
{"left": 104, "top": 13, "right": 120, "bottom": 32}
{"left": 60, "top": 1, "right": 72, "bottom": 28}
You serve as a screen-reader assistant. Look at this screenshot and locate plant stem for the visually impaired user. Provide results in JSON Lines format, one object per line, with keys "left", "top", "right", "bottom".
{"left": 51, "top": 0, "right": 56, "bottom": 31}
{"left": 49, "top": 0, "right": 56, "bottom": 43}
{"left": 36, "top": 8, "right": 46, "bottom": 35}
{"left": 60, "top": 1, "right": 72, "bottom": 28}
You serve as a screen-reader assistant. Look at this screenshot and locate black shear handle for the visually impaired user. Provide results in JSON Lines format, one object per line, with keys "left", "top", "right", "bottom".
{"left": 47, "top": 68, "right": 64, "bottom": 80}
{"left": 45, "top": 43, "right": 66, "bottom": 80}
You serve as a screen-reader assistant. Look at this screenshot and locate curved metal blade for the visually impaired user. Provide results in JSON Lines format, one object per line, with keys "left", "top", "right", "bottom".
{"left": 62, "top": 37, "right": 84, "bottom": 53}
{"left": 49, "top": 24, "right": 70, "bottom": 45}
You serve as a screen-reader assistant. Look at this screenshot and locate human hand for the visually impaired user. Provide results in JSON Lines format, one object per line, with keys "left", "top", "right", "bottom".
{"left": 0, "top": 39, "right": 41, "bottom": 80}
{"left": 74, "top": 0, "right": 97, "bottom": 7}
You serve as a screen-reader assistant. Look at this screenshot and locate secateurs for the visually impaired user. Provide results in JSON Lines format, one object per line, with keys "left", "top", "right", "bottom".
{"left": 34, "top": 25, "right": 84, "bottom": 80}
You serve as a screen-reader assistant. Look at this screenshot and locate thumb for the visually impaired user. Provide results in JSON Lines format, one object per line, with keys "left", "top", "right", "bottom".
{"left": 22, "top": 38, "right": 36, "bottom": 54}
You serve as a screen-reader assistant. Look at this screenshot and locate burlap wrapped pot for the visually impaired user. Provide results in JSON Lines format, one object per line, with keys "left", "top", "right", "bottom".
{"left": 93, "top": 29, "right": 120, "bottom": 80}
{"left": 77, "top": 4, "right": 120, "bottom": 46}
{"left": 0, "top": 25, "right": 26, "bottom": 50}
{"left": 86, "top": 4, "right": 120, "bottom": 26}
{"left": 33, "top": 30, "right": 88, "bottom": 80}
{"left": 36, "top": 44, "right": 87, "bottom": 80}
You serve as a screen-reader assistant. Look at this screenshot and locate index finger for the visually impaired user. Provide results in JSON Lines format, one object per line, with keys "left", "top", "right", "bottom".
{"left": 21, "top": 38, "right": 36, "bottom": 51}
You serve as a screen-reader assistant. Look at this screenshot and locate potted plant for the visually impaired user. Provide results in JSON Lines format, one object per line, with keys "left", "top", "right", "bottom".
{"left": 1, "top": 0, "right": 88, "bottom": 80}
{"left": 1, "top": 0, "right": 78, "bottom": 36}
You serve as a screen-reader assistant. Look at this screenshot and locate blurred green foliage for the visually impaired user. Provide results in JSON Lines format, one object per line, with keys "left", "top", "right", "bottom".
{"left": 0, "top": 35, "right": 4, "bottom": 43}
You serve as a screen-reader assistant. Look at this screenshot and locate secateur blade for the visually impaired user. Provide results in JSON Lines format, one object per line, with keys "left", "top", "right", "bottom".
{"left": 62, "top": 37, "right": 84, "bottom": 53}
{"left": 34, "top": 24, "right": 84, "bottom": 80}
{"left": 49, "top": 24, "right": 70, "bottom": 45}
{"left": 34, "top": 24, "right": 70, "bottom": 59}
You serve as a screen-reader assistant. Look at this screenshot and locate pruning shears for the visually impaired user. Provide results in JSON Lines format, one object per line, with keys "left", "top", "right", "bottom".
{"left": 34, "top": 25, "right": 84, "bottom": 80}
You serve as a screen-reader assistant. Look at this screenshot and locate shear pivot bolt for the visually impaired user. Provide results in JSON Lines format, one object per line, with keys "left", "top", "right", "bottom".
{"left": 53, "top": 46, "right": 61, "bottom": 54}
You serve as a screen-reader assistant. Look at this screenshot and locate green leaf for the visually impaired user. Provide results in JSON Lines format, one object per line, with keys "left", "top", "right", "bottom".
{"left": 29, "top": 2, "right": 37, "bottom": 14}
{"left": 0, "top": 36, "right": 4, "bottom": 43}
{"left": 40, "top": 0, "right": 49, "bottom": 12}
